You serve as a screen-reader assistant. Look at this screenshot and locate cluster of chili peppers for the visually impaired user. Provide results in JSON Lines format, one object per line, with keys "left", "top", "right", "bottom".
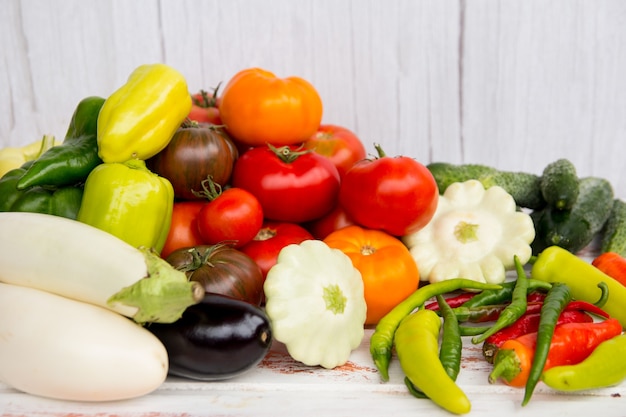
{"left": 371, "top": 252, "right": 626, "bottom": 414}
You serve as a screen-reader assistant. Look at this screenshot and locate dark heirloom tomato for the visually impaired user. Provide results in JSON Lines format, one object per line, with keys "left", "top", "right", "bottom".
{"left": 146, "top": 121, "right": 238, "bottom": 200}
{"left": 166, "top": 244, "right": 264, "bottom": 306}
{"left": 147, "top": 293, "right": 272, "bottom": 381}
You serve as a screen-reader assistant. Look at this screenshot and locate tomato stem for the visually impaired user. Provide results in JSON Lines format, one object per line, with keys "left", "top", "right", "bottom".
{"left": 192, "top": 175, "right": 222, "bottom": 201}
{"left": 374, "top": 143, "right": 387, "bottom": 158}
{"left": 267, "top": 143, "right": 312, "bottom": 163}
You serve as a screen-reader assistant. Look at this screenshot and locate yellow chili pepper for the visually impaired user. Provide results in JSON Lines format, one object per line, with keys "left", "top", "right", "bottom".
{"left": 394, "top": 308, "right": 471, "bottom": 415}
{"left": 97, "top": 63, "right": 192, "bottom": 163}
{"left": 0, "top": 135, "right": 59, "bottom": 177}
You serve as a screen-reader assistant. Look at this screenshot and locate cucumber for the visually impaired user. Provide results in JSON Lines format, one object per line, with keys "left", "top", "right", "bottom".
{"left": 601, "top": 198, "right": 626, "bottom": 257}
{"left": 480, "top": 171, "right": 545, "bottom": 210}
{"left": 426, "top": 162, "right": 496, "bottom": 194}
{"left": 426, "top": 162, "right": 546, "bottom": 210}
{"left": 531, "top": 176, "right": 614, "bottom": 254}
{"left": 540, "top": 158, "right": 579, "bottom": 210}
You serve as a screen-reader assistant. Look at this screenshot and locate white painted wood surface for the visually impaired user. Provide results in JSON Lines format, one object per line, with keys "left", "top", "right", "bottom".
{"left": 2, "top": 328, "right": 626, "bottom": 416}
{"left": 1, "top": 0, "right": 625, "bottom": 197}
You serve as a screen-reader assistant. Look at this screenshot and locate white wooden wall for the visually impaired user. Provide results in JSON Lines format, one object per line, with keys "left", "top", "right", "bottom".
{"left": 2, "top": 0, "right": 625, "bottom": 198}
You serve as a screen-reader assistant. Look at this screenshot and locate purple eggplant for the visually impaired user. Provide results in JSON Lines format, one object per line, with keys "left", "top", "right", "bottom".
{"left": 147, "top": 293, "right": 272, "bottom": 381}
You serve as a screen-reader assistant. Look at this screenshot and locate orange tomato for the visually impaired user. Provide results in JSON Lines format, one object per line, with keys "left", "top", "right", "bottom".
{"left": 323, "top": 225, "right": 420, "bottom": 325}
{"left": 219, "top": 68, "right": 323, "bottom": 147}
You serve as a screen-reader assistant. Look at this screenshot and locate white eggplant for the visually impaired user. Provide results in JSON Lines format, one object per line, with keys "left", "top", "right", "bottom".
{"left": 0, "top": 282, "right": 168, "bottom": 401}
{"left": 0, "top": 212, "right": 204, "bottom": 323}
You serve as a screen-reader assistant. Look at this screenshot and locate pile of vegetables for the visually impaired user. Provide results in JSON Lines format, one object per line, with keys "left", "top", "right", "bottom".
{"left": 1, "top": 62, "right": 626, "bottom": 414}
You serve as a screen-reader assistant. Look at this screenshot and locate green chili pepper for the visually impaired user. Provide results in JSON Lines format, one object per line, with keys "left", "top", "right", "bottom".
{"left": 531, "top": 245, "right": 626, "bottom": 327}
{"left": 541, "top": 334, "right": 626, "bottom": 391}
{"left": 0, "top": 165, "right": 83, "bottom": 219}
{"left": 472, "top": 256, "right": 529, "bottom": 344}
{"left": 450, "top": 304, "right": 510, "bottom": 323}
{"left": 459, "top": 279, "right": 551, "bottom": 309}
{"left": 17, "top": 96, "right": 106, "bottom": 189}
{"left": 395, "top": 309, "right": 471, "bottom": 415}
{"left": 522, "top": 282, "right": 572, "bottom": 406}
{"left": 370, "top": 278, "right": 502, "bottom": 382}
{"left": 459, "top": 325, "right": 491, "bottom": 336}
{"left": 436, "top": 294, "right": 462, "bottom": 381}
{"left": 76, "top": 159, "right": 174, "bottom": 252}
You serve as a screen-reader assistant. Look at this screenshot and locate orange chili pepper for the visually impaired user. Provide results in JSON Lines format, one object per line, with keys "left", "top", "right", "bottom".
{"left": 592, "top": 252, "right": 626, "bottom": 288}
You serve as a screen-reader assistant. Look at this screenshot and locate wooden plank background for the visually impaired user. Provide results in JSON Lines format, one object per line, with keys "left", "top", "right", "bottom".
{"left": 2, "top": 0, "right": 625, "bottom": 198}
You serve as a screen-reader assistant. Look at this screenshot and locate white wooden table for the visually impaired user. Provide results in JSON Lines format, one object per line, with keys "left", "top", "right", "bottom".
{"left": 2, "top": 325, "right": 625, "bottom": 417}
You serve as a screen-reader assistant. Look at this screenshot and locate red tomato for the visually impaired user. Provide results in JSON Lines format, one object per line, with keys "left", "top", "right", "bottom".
{"left": 188, "top": 86, "right": 222, "bottom": 125}
{"left": 303, "top": 124, "right": 367, "bottom": 178}
{"left": 231, "top": 144, "right": 340, "bottom": 223}
{"left": 219, "top": 68, "right": 323, "bottom": 147}
{"left": 239, "top": 221, "right": 314, "bottom": 278}
{"left": 196, "top": 186, "right": 264, "bottom": 248}
{"left": 339, "top": 144, "right": 439, "bottom": 236}
{"left": 160, "top": 201, "right": 205, "bottom": 258}
{"left": 304, "top": 203, "right": 356, "bottom": 240}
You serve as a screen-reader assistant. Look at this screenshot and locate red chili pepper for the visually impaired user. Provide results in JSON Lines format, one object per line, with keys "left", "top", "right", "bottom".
{"left": 526, "top": 291, "right": 546, "bottom": 303}
{"left": 424, "top": 292, "right": 476, "bottom": 310}
{"left": 481, "top": 310, "right": 593, "bottom": 363}
{"left": 566, "top": 300, "right": 610, "bottom": 319}
{"left": 592, "top": 252, "right": 626, "bottom": 288}
{"left": 488, "top": 318, "right": 623, "bottom": 387}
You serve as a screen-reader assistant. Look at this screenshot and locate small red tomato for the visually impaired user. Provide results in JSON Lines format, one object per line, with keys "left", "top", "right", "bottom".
{"left": 188, "top": 85, "right": 222, "bottom": 125}
{"left": 196, "top": 181, "right": 264, "bottom": 248}
{"left": 303, "top": 124, "right": 367, "bottom": 178}
{"left": 339, "top": 144, "right": 439, "bottom": 236}
{"left": 231, "top": 144, "right": 340, "bottom": 223}
{"left": 239, "top": 221, "right": 313, "bottom": 278}
{"left": 304, "top": 203, "right": 356, "bottom": 240}
{"left": 160, "top": 201, "right": 206, "bottom": 259}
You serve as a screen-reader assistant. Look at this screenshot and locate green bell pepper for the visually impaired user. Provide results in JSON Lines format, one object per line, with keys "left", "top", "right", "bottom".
{"left": 77, "top": 159, "right": 174, "bottom": 252}
{"left": 0, "top": 163, "right": 83, "bottom": 219}
{"left": 16, "top": 96, "right": 106, "bottom": 189}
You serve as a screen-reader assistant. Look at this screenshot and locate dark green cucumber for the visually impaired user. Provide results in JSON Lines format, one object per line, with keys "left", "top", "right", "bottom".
{"left": 540, "top": 159, "right": 579, "bottom": 211}
{"left": 601, "top": 198, "right": 626, "bottom": 257}
{"left": 531, "top": 176, "right": 614, "bottom": 254}
{"left": 426, "top": 162, "right": 546, "bottom": 210}
{"left": 426, "top": 162, "right": 497, "bottom": 194}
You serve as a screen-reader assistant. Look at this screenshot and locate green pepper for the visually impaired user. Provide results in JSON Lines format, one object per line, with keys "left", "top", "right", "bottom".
{"left": 522, "top": 282, "right": 572, "bottom": 406}
{"left": 395, "top": 309, "right": 471, "bottom": 415}
{"left": 531, "top": 245, "right": 626, "bottom": 327}
{"left": 0, "top": 165, "right": 83, "bottom": 219}
{"left": 16, "top": 96, "right": 106, "bottom": 189}
{"left": 77, "top": 159, "right": 174, "bottom": 252}
{"left": 472, "top": 256, "right": 530, "bottom": 344}
{"left": 97, "top": 63, "right": 192, "bottom": 163}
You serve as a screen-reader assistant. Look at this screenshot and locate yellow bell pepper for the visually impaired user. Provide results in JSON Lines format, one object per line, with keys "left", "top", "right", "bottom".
{"left": 0, "top": 135, "right": 59, "bottom": 177}
{"left": 97, "top": 63, "right": 192, "bottom": 163}
{"left": 77, "top": 159, "right": 174, "bottom": 252}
